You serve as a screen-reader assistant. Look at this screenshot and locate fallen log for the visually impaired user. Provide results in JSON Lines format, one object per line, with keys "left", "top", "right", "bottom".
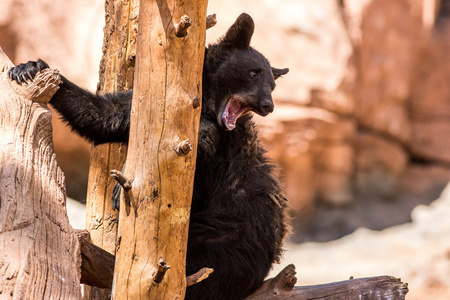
{"left": 246, "top": 264, "right": 408, "bottom": 300}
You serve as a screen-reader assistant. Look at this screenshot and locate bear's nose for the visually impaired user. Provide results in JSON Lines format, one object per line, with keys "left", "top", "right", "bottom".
{"left": 260, "top": 99, "right": 274, "bottom": 116}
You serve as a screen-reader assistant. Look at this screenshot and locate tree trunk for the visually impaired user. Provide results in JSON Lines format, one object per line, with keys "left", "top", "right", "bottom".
{"left": 112, "top": 0, "right": 207, "bottom": 298}
{"left": 83, "top": 0, "right": 139, "bottom": 298}
{"left": 0, "top": 48, "right": 82, "bottom": 298}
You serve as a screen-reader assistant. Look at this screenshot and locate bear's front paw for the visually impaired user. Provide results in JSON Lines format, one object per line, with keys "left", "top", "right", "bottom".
{"left": 8, "top": 59, "right": 50, "bottom": 84}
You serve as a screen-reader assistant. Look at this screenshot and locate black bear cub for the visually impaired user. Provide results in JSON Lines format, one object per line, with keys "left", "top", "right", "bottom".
{"left": 9, "top": 13, "right": 289, "bottom": 300}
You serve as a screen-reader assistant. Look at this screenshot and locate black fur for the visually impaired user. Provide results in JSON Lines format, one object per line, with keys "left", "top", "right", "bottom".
{"left": 9, "top": 13, "right": 289, "bottom": 300}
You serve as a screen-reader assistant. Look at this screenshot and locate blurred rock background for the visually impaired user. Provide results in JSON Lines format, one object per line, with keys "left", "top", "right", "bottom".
{"left": 2, "top": 0, "right": 450, "bottom": 241}
{"left": 0, "top": 0, "right": 103, "bottom": 202}
{"left": 2, "top": 0, "right": 450, "bottom": 298}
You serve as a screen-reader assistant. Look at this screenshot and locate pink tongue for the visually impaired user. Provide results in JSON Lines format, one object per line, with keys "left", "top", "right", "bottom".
{"left": 222, "top": 98, "right": 252, "bottom": 130}
{"left": 222, "top": 111, "right": 237, "bottom": 131}
{"left": 222, "top": 98, "right": 243, "bottom": 130}
{"left": 228, "top": 100, "right": 242, "bottom": 115}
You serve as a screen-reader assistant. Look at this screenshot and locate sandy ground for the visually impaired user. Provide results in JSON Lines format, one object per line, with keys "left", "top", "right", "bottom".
{"left": 67, "top": 184, "right": 450, "bottom": 299}
{"left": 271, "top": 184, "right": 450, "bottom": 299}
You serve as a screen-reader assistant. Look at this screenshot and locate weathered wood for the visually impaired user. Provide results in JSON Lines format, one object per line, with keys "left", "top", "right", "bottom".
{"left": 245, "top": 264, "right": 297, "bottom": 299}
{"left": 112, "top": 0, "right": 208, "bottom": 298}
{"left": 76, "top": 232, "right": 213, "bottom": 290}
{"left": 75, "top": 250, "right": 409, "bottom": 300}
{"left": 76, "top": 229, "right": 115, "bottom": 289}
{"left": 186, "top": 267, "right": 214, "bottom": 287}
{"left": 246, "top": 265, "right": 408, "bottom": 300}
{"left": 290, "top": 276, "right": 408, "bottom": 299}
{"left": 0, "top": 48, "right": 82, "bottom": 298}
{"left": 83, "top": 0, "right": 139, "bottom": 298}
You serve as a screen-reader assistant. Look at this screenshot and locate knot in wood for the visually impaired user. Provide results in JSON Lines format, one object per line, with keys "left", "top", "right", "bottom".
{"left": 174, "top": 139, "right": 192, "bottom": 156}
{"left": 127, "top": 53, "right": 136, "bottom": 62}
{"left": 192, "top": 96, "right": 201, "bottom": 108}
{"left": 175, "top": 15, "right": 191, "bottom": 38}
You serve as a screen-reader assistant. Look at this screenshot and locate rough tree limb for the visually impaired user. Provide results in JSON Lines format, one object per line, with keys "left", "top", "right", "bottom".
{"left": 291, "top": 276, "right": 408, "bottom": 299}
{"left": 246, "top": 265, "right": 408, "bottom": 300}
{"left": 0, "top": 47, "right": 82, "bottom": 298}
{"left": 76, "top": 230, "right": 115, "bottom": 289}
{"left": 245, "top": 264, "right": 297, "bottom": 299}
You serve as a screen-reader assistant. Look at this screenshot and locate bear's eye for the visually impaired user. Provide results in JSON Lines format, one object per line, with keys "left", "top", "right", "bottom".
{"left": 249, "top": 69, "right": 261, "bottom": 78}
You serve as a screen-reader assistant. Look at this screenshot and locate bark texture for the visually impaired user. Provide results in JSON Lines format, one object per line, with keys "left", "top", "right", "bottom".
{"left": 112, "top": 0, "right": 207, "bottom": 298}
{"left": 0, "top": 48, "right": 81, "bottom": 298}
{"left": 83, "top": 0, "right": 139, "bottom": 298}
{"left": 77, "top": 230, "right": 115, "bottom": 289}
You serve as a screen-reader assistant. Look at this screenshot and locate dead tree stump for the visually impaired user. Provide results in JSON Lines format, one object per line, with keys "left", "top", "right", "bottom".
{"left": 0, "top": 48, "right": 82, "bottom": 298}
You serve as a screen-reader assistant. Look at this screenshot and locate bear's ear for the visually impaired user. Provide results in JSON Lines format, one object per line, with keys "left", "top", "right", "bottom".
{"left": 272, "top": 67, "right": 289, "bottom": 80}
{"left": 221, "top": 13, "right": 254, "bottom": 50}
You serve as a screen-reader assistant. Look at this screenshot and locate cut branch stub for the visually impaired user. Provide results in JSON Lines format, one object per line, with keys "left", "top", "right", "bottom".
{"left": 206, "top": 14, "right": 217, "bottom": 29}
{"left": 192, "top": 95, "right": 201, "bottom": 108}
{"left": 175, "top": 15, "right": 192, "bottom": 38}
{"left": 186, "top": 267, "right": 214, "bottom": 287}
{"left": 110, "top": 169, "right": 133, "bottom": 190}
{"left": 174, "top": 139, "right": 193, "bottom": 156}
{"left": 245, "top": 264, "right": 297, "bottom": 299}
{"left": 111, "top": 169, "right": 133, "bottom": 208}
{"left": 153, "top": 258, "right": 171, "bottom": 284}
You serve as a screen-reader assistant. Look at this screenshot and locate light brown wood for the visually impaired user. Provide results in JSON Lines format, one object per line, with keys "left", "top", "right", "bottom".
{"left": 0, "top": 48, "right": 82, "bottom": 298}
{"left": 83, "top": 0, "right": 139, "bottom": 298}
{"left": 112, "top": 0, "right": 208, "bottom": 298}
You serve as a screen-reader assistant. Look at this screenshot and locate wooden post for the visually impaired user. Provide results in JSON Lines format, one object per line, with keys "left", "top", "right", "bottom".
{"left": 112, "top": 0, "right": 207, "bottom": 298}
{"left": 0, "top": 48, "right": 82, "bottom": 298}
{"left": 83, "top": 0, "right": 139, "bottom": 298}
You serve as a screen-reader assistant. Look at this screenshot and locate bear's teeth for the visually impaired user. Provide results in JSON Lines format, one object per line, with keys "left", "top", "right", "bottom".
{"left": 222, "top": 97, "right": 251, "bottom": 130}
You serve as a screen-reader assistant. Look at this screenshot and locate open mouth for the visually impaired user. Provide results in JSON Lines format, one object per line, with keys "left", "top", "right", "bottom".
{"left": 221, "top": 97, "right": 252, "bottom": 131}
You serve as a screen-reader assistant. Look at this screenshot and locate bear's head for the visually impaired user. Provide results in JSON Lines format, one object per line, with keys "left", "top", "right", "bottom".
{"left": 203, "top": 13, "right": 289, "bottom": 131}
